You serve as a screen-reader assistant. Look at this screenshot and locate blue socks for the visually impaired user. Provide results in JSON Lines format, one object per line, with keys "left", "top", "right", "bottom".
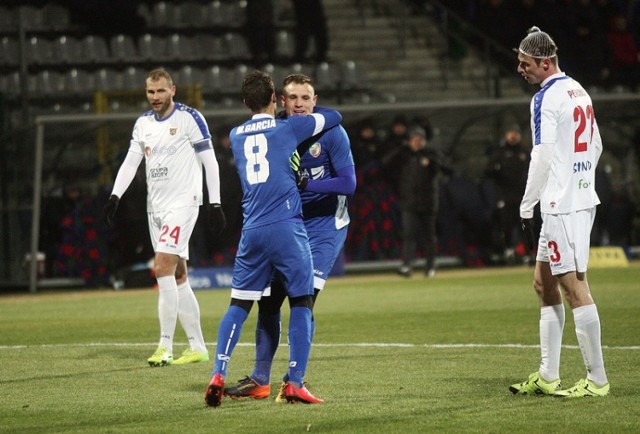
{"left": 212, "top": 305, "right": 249, "bottom": 377}
{"left": 251, "top": 312, "right": 282, "bottom": 385}
{"left": 287, "top": 306, "right": 312, "bottom": 387}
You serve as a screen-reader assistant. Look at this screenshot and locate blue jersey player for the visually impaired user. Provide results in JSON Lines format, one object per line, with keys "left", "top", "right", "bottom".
{"left": 204, "top": 71, "right": 342, "bottom": 407}
{"left": 223, "top": 74, "right": 356, "bottom": 402}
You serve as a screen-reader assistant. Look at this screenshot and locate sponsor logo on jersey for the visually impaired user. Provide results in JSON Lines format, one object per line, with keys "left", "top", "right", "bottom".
{"left": 148, "top": 145, "right": 178, "bottom": 156}
{"left": 573, "top": 160, "right": 592, "bottom": 173}
{"left": 170, "top": 127, "right": 177, "bottom": 135}
{"left": 150, "top": 167, "right": 169, "bottom": 178}
{"left": 578, "top": 179, "right": 591, "bottom": 189}
{"left": 309, "top": 143, "right": 321, "bottom": 158}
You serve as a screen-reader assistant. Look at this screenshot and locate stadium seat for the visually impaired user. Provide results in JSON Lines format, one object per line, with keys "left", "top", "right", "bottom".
{"left": 35, "top": 70, "right": 65, "bottom": 96}
{"left": 20, "top": 6, "right": 45, "bottom": 31}
{"left": 0, "top": 36, "right": 18, "bottom": 66}
{"left": 64, "top": 68, "right": 95, "bottom": 96}
{"left": 205, "top": 0, "right": 244, "bottom": 28}
{"left": 122, "top": 66, "right": 145, "bottom": 90}
{"left": 110, "top": 34, "right": 138, "bottom": 63}
{"left": 175, "top": 65, "right": 203, "bottom": 86}
{"left": 224, "top": 33, "right": 251, "bottom": 61}
{"left": 52, "top": 35, "right": 79, "bottom": 65}
{"left": 137, "top": 33, "right": 166, "bottom": 62}
{"left": 197, "top": 34, "right": 227, "bottom": 62}
{"left": 166, "top": 33, "right": 197, "bottom": 61}
{"left": 313, "top": 62, "right": 338, "bottom": 92}
{"left": 275, "top": 30, "right": 295, "bottom": 59}
{"left": 26, "top": 36, "right": 54, "bottom": 65}
{"left": 81, "top": 35, "right": 109, "bottom": 64}
{"left": 176, "top": 1, "right": 206, "bottom": 28}
{"left": 94, "top": 68, "right": 123, "bottom": 92}
{"left": 150, "top": 2, "right": 173, "bottom": 28}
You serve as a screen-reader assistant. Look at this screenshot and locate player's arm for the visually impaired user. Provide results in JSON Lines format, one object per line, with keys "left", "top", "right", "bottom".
{"left": 305, "top": 165, "right": 356, "bottom": 195}
{"left": 519, "top": 141, "right": 553, "bottom": 219}
{"left": 195, "top": 140, "right": 226, "bottom": 234}
{"left": 103, "top": 149, "right": 143, "bottom": 227}
{"left": 291, "top": 106, "right": 342, "bottom": 155}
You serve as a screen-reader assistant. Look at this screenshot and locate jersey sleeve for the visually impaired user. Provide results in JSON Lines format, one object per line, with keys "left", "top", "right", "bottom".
{"left": 288, "top": 106, "right": 342, "bottom": 150}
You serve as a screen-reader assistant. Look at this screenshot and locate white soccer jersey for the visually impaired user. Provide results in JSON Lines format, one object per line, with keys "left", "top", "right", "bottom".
{"left": 128, "top": 103, "right": 212, "bottom": 212}
{"left": 520, "top": 73, "right": 603, "bottom": 218}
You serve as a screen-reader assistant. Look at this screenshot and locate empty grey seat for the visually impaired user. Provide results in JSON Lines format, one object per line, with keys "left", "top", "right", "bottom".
{"left": 52, "top": 35, "right": 79, "bottom": 64}
{"left": 81, "top": 35, "right": 109, "bottom": 64}
{"left": 110, "top": 34, "right": 138, "bottom": 63}
{"left": 275, "top": 30, "right": 295, "bottom": 59}
{"left": 0, "top": 36, "right": 18, "bottom": 66}
{"left": 314, "top": 62, "right": 337, "bottom": 91}
{"left": 137, "top": 33, "right": 166, "bottom": 61}
{"left": 26, "top": 36, "right": 54, "bottom": 65}
{"left": 64, "top": 68, "right": 95, "bottom": 96}
{"left": 42, "top": 3, "right": 70, "bottom": 31}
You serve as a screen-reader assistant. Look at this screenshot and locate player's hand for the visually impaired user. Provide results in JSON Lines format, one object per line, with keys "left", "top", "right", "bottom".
{"left": 295, "top": 169, "right": 309, "bottom": 191}
{"left": 102, "top": 195, "right": 119, "bottom": 228}
{"left": 520, "top": 218, "right": 536, "bottom": 252}
{"left": 208, "top": 203, "right": 226, "bottom": 235}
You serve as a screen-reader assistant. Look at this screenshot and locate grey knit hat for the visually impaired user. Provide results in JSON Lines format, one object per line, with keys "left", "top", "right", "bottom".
{"left": 514, "top": 26, "right": 557, "bottom": 59}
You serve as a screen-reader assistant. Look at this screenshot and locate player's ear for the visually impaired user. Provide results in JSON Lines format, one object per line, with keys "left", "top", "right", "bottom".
{"left": 271, "top": 92, "right": 276, "bottom": 104}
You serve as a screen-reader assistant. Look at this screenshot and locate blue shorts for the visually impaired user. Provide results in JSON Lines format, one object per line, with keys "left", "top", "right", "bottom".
{"left": 308, "top": 226, "right": 348, "bottom": 290}
{"left": 231, "top": 220, "right": 314, "bottom": 300}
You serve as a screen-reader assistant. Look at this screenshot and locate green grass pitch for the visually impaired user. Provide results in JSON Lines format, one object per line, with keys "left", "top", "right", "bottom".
{"left": 1, "top": 264, "right": 639, "bottom": 433}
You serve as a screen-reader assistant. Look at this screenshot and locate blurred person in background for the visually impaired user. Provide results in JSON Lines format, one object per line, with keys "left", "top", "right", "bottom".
{"left": 384, "top": 125, "right": 450, "bottom": 278}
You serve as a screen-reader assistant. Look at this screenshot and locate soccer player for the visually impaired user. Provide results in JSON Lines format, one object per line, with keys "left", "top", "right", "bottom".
{"left": 223, "top": 74, "right": 356, "bottom": 402}
{"left": 204, "top": 70, "right": 343, "bottom": 407}
{"left": 509, "top": 27, "right": 609, "bottom": 398}
{"left": 103, "top": 68, "right": 226, "bottom": 367}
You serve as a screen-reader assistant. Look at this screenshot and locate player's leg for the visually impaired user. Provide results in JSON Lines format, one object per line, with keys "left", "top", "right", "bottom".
{"left": 150, "top": 252, "right": 179, "bottom": 367}
{"left": 554, "top": 210, "right": 608, "bottom": 398}
{"left": 174, "top": 259, "right": 209, "bottom": 364}
{"left": 224, "top": 274, "right": 286, "bottom": 399}
{"left": 273, "top": 221, "right": 322, "bottom": 403}
{"left": 510, "top": 214, "right": 563, "bottom": 394}
{"left": 398, "top": 210, "right": 418, "bottom": 277}
{"left": 423, "top": 213, "right": 437, "bottom": 276}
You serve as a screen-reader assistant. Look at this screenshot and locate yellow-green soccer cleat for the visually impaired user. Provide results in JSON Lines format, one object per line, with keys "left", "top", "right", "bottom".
{"left": 554, "top": 378, "right": 609, "bottom": 398}
{"left": 274, "top": 381, "right": 288, "bottom": 403}
{"left": 173, "top": 348, "right": 209, "bottom": 365}
{"left": 509, "top": 372, "right": 561, "bottom": 395}
{"left": 147, "top": 345, "right": 173, "bottom": 367}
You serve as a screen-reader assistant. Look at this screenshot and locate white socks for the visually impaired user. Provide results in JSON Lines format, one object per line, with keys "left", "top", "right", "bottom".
{"left": 539, "top": 303, "right": 608, "bottom": 387}
{"left": 177, "top": 280, "right": 207, "bottom": 353}
{"left": 573, "top": 304, "right": 608, "bottom": 386}
{"left": 157, "top": 275, "right": 179, "bottom": 353}
{"left": 539, "top": 304, "right": 565, "bottom": 381}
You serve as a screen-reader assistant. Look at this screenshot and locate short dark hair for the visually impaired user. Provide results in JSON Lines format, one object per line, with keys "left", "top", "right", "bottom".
{"left": 242, "top": 70, "right": 275, "bottom": 112}
{"left": 282, "top": 73, "right": 314, "bottom": 88}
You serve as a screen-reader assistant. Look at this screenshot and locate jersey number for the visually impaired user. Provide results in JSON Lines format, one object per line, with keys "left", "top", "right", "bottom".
{"left": 160, "top": 225, "right": 181, "bottom": 245}
{"left": 244, "top": 134, "right": 270, "bottom": 184}
{"left": 573, "top": 105, "right": 595, "bottom": 153}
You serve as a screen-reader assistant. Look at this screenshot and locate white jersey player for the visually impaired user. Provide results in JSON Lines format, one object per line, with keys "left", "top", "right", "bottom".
{"left": 103, "top": 68, "right": 226, "bottom": 367}
{"left": 509, "top": 27, "right": 609, "bottom": 398}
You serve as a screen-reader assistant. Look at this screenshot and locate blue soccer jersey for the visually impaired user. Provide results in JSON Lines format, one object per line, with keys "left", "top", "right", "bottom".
{"left": 299, "top": 125, "right": 354, "bottom": 231}
{"left": 230, "top": 108, "right": 342, "bottom": 230}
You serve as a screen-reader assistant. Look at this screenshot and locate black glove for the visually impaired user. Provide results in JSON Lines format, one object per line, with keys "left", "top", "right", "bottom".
{"left": 102, "top": 195, "right": 119, "bottom": 228}
{"left": 521, "top": 218, "right": 536, "bottom": 252}
{"left": 295, "top": 169, "right": 309, "bottom": 191}
{"left": 208, "top": 203, "right": 226, "bottom": 235}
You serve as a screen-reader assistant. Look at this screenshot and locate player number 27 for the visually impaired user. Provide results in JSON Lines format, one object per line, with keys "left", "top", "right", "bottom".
{"left": 573, "top": 104, "right": 595, "bottom": 153}
{"left": 244, "top": 133, "right": 270, "bottom": 184}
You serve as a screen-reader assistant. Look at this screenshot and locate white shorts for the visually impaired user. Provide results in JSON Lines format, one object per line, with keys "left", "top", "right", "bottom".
{"left": 148, "top": 206, "right": 199, "bottom": 260}
{"left": 536, "top": 208, "right": 596, "bottom": 275}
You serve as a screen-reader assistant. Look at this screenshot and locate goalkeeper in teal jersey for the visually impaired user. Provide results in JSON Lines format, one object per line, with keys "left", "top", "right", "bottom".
{"left": 204, "top": 70, "right": 342, "bottom": 407}
{"left": 223, "top": 74, "right": 356, "bottom": 403}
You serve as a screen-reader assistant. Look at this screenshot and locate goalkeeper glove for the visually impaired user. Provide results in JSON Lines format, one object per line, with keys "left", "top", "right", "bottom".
{"left": 102, "top": 195, "right": 119, "bottom": 228}
{"left": 208, "top": 203, "right": 226, "bottom": 235}
{"left": 520, "top": 218, "right": 536, "bottom": 252}
{"left": 290, "top": 150, "right": 301, "bottom": 171}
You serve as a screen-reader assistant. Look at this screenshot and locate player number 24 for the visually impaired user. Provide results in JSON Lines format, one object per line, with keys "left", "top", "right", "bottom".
{"left": 574, "top": 104, "right": 595, "bottom": 153}
{"left": 159, "top": 225, "right": 181, "bottom": 245}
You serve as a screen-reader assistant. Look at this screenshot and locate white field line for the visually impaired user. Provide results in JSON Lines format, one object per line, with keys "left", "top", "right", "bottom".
{"left": 1, "top": 342, "right": 639, "bottom": 350}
